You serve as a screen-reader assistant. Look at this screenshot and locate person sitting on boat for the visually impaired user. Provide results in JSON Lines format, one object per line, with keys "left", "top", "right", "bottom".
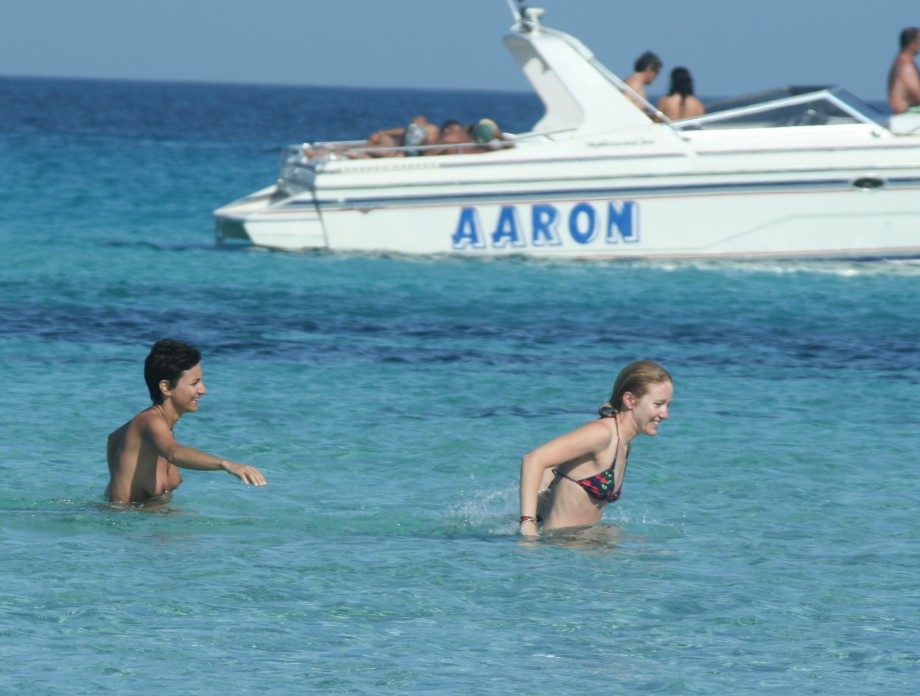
{"left": 625, "top": 51, "right": 662, "bottom": 110}
{"left": 464, "top": 118, "right": 513, "bottom": 153}
{"left": 519, "top": 361, "right": 673, "bottom": 537}
{"left": 352, "top": 115, "right": 440, "bottom": 157}
{"left": 888, "top": 27, "right": 920, "bottom": 114}
{"left": 422, "top": 119, "right": 472, "bottom": 156}
{"left": 657, "top": 67, "right": 705, "bottom": 121}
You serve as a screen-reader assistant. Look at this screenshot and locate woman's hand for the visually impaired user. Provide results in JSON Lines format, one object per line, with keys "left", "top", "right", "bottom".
{"left": 220, "top": 460, "right": 267, "bottom": 487}
{"left": 519, "top": 516, "right": 539, "bottom": 537}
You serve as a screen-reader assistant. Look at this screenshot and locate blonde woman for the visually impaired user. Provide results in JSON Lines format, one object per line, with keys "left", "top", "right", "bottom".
{"left": 519, "top": 361, "right": 673, "bottom": 536}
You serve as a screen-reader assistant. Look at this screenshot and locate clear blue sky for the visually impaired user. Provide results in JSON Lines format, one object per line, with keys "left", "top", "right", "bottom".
{"left": 1, "top": 0, "right": 915, "bottom": 102}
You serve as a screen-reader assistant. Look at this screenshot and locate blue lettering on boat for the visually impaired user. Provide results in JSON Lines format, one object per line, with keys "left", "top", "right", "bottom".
{"left": 606, "top": 201, "right": 639, "bottom": 243}
{"left": 569, "top": 203, "right": 596, "bottom": 244}
{"left": 452, "top": 208, "right": 487, "bottom": 249}
{"left": 451, "top": 201, "right": 639, "bottom": 250}
{"left": 531, "top": 205, "right": 561, "bottom": 246}
{"left": 491, "top": 206, "right": 525, "bottom": 249}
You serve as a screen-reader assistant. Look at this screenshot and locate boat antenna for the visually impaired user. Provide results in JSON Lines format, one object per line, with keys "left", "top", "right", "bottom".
{"left": 504, "top": 0, "right": 527, "bottom": 21}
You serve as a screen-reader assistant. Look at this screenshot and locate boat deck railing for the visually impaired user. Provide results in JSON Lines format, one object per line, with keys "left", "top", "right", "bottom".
{"left": 277, "top": 138, "right": 520, "bottom": 181}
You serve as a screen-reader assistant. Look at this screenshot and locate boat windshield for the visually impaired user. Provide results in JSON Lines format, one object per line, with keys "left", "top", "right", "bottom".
{"left": 676, "top": 87, "right": 887, "bottom": 130}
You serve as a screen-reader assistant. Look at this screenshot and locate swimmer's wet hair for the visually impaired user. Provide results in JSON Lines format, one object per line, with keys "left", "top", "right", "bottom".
{"left": 144, "top": 338, "right": 202, "bottom": 404}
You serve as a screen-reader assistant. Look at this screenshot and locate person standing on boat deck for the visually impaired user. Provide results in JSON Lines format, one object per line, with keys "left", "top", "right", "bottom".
{"left": 625, "top": 51, "right": 662, "bottom": 109}
{"left": 657, "top": 67, "right": 705, "bottom": 120}
{"left": 105, "top": 339, "right": 267, "bottom": 506}
{"left": 888, "top": 27, "right": 920, "bottom": 114}
{"left": 519, "top": 361, "right": 673, "bottom": 536}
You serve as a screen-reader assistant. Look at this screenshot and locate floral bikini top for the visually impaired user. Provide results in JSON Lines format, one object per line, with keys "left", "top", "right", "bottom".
{"left": 552, "top": 417, "right": 628, "bottom": 503}
{"left": 553, "top": 458, "right": 626, "bottom": 503}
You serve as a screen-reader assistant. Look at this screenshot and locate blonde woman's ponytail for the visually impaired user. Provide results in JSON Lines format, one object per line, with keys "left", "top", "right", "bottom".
{"left": 598, "top": 402, "right": 617, "bottom": 418}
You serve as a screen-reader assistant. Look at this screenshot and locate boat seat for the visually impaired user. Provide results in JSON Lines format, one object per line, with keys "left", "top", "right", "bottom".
{"left": 888, "top": 113, "right": 920, "bottom": 135}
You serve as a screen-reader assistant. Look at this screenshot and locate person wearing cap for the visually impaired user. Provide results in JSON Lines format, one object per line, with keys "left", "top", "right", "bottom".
{"left": 466, "top": 118, "right": 512, "bottom": 153}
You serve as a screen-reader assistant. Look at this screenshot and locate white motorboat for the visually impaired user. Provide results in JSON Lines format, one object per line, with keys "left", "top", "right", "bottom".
{"left": 214, "top": 5, "right": 920, "bottom": 260}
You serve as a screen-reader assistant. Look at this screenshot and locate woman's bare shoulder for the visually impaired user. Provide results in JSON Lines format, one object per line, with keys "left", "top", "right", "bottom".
{"left": 572, "top": 418, "right": 618, "bottom": 447}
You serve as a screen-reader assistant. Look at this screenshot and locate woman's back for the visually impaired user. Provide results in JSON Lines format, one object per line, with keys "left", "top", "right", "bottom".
{"left": 657, "top": 92, "right": 705, "bottom": 120}
{"left": 657, "top": 66, "right": 706, "bottom": 120}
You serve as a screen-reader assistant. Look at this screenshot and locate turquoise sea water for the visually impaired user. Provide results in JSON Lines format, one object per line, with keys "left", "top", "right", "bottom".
{"left": 2, "top": 77, "right": 920, "bottom": 694}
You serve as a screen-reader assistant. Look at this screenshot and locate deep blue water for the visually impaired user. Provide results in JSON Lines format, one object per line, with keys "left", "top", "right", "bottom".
{"left": 1, "top": 76, "right": 919, "bottom": 695}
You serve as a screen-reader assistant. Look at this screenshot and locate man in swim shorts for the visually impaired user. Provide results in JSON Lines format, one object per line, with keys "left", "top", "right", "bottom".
{"left": 888, "top": 27, "right": 920, "bottom": 114}
{"left": 105, "top": 339, "right": 266, "bottom": 506}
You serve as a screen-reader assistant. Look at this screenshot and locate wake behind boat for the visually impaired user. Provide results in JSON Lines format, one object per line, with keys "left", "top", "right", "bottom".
{"left": 214, "top": 5, "right": 920, "bottom": 260}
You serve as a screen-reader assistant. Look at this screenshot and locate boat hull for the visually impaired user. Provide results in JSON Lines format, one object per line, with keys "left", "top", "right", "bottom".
{"left": 214, "top": 171, "right": 920, "bottom": 260}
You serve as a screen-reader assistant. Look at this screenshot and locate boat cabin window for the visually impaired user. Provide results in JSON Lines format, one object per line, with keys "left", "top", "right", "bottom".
{"left": 677, "top": 87, "right": 886, "bottom": 131}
